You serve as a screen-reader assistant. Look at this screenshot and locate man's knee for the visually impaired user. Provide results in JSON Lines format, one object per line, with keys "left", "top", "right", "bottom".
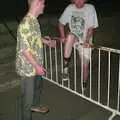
{"left": 66, "top": 33, "right": 77, "bottom": 42}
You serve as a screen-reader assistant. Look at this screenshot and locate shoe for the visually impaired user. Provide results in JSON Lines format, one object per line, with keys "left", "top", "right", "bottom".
{"left": 31, "top": 106, "right": 49, "bottom": 114}
{"left": 62, "top": 67, "right": 69, "bottom": 80}
{"left": 62, "top": 73, "right": 69, "bottom": 80}
{"left": 63, "top": 67, "right": 68, "bottom": 74}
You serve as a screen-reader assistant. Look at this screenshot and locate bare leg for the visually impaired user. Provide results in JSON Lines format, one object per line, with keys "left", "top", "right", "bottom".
{"left": 77, "top": 45, "right": 90, "bottom": 89}
{"left": 83, "top": 58, "right": 90, "bottom": 82}
{"left": 64, "top": 34, "right": 76, "bottom": 64}
{"left": 62, "top": 34, "right": 76, "bottom": 78}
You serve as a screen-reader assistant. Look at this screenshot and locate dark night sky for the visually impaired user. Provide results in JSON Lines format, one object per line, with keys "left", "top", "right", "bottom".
{"left": 0, "top": 0, "right": 120, "bottom": 20}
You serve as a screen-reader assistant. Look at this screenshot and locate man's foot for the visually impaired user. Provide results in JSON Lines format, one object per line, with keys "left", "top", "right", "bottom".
{"left": 63, "top": 67, "right": 68, "bottom": 74}
{"left": 62, "top": 67, "right": 69, "bottom": 80}
{"left": 31, "top": 106, "right": 49, "bottom": 114}
{"left": 62, "top": 73, "right": 69, "bottom": 80}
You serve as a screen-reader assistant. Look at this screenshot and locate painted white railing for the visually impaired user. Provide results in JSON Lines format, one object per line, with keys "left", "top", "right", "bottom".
{"left": 43, "top": 40, "right": 120, "bottom": 120}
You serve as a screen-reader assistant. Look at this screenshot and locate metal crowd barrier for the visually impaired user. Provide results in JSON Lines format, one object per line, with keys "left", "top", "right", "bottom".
{"left": 43, "top": 39, "right": 120, "bottom": 120}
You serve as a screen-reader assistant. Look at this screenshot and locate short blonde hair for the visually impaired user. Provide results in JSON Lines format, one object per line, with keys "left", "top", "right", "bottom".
{"left": 28, "top": 0, "right": 34, "bottom": 7}
{"left": 28, "top": 0, "right": 43, "bottom": 7}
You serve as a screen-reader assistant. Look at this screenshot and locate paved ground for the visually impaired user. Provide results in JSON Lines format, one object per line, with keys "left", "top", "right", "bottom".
{"left": 0, "top": 76, "right": 120, "bottom": 120}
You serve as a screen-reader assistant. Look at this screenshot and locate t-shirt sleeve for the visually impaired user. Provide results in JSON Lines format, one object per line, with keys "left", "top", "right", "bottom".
{"left": 58, "top": 5, "right": 70, "bottom": 25}
{"left": 87, "top": 5, "right": 98, "bottom": 29}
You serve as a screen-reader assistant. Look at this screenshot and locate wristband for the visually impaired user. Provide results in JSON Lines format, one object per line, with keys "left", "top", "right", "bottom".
{"left": 36, "top": 75, "right": 43, "bottom": 80}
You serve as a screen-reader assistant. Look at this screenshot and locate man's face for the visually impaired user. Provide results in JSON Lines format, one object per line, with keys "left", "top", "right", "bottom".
{"left": 36, "top": 0, "right": 45, "bottom": 14}
{"left": 72, "top": 0, "right": 87, "bottom": 8}
{"left": 38, "top": 0, "right": 45, "bottom": 14}
{"left": 31, "top": 0, "right": 45, "bottom": 15}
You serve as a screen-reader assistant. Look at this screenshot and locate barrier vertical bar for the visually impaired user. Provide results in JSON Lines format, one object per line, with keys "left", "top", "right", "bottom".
{"left": 74, "top": 43, "right": 77, "bottom": 92}
{"left": 107, "top": 51, "right": 111, "bottom": 107}
{"left": 49, "top": 47, "right": 52, "bottom": 80}
{"left": 81, "top": 46, "right": 84, "bottom": 94}
{"left": 89, "top": 48, "right": 92, "bottom": 99}
{"left": 44, "top": 45, "right": 48, "bottom": 77}
{"left": 55, "top": 43, "right": 58, "bottom": 83}
{"left": 117, "top": 55, "right": 120, "bottom": 111}
{"left": 98, "top": 48, "right": 101, "bottom": 103}
{"left": 61, "top": 43, "right": 64, "bottom": 85}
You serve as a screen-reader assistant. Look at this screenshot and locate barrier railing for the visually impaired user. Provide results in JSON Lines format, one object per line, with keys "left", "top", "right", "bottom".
{"left": 43, "top": 39, "right": 120, "bottom": 120}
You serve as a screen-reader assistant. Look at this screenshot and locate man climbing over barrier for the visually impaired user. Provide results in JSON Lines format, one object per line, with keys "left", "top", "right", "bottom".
{"left": 58, "top": 0, "right": 98, "bottom": 90}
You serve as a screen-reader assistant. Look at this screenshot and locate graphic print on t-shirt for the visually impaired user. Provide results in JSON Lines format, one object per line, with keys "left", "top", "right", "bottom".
{"left": 70, "top": 11, "right": 85, "bottom": 40}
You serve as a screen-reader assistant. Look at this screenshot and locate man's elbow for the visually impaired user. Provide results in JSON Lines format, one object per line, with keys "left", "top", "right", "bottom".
{"left": 88, "top": 27, "right": 97, "bottom": 35}
{"left": 59, "top": 22, "right": 65, "bottom": 27}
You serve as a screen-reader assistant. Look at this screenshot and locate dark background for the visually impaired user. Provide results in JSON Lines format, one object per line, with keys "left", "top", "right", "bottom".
{"left": 0, "top": 0, "right": 120, "bottom": 20}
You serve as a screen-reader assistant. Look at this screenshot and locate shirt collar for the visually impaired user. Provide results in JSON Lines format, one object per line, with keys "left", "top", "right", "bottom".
{"left": 27, "top": 12, "right": 36, "bottom": 20}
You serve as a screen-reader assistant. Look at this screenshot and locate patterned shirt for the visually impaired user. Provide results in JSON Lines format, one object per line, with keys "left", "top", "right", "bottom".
{"left": 16, "top": 13, "right": 43, "bottom": 77}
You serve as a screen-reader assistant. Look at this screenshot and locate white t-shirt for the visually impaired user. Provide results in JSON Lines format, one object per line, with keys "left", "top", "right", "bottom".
{"left": 59, "top": 4, "right": 98, "bottom": 43}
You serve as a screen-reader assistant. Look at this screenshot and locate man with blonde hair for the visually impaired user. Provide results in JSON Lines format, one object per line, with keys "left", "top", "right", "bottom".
{"left": 16, "top": 0, "right": 55, "bottom": 119}
{"left": 58, "top": 0, "right": 98, "bottom": 90}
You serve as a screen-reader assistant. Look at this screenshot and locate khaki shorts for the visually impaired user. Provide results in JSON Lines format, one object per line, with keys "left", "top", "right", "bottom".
{"left": 68, "top": 32, "right": 92, "bottom": 60}
{"left": 75, "top": 42, "right": 92, "bottom": 60}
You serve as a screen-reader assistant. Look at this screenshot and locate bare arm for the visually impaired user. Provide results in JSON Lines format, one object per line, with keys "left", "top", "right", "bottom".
{"left": 82, "top": 27, "right": 96, "bottom": 48}
{"left": 85, "top": 27, "right": 95, "bottom": 43}
{"left": 42, "top": 37, "right": 56, "bottom": 48}
{"left": 42, "top": 37, "right": 50, "bottom": 45}
{"left": 58, "top": 23, "right": 66, "bottom": 43}
{"left": 22, "top": 50, "right": 38, "bottom": 68}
